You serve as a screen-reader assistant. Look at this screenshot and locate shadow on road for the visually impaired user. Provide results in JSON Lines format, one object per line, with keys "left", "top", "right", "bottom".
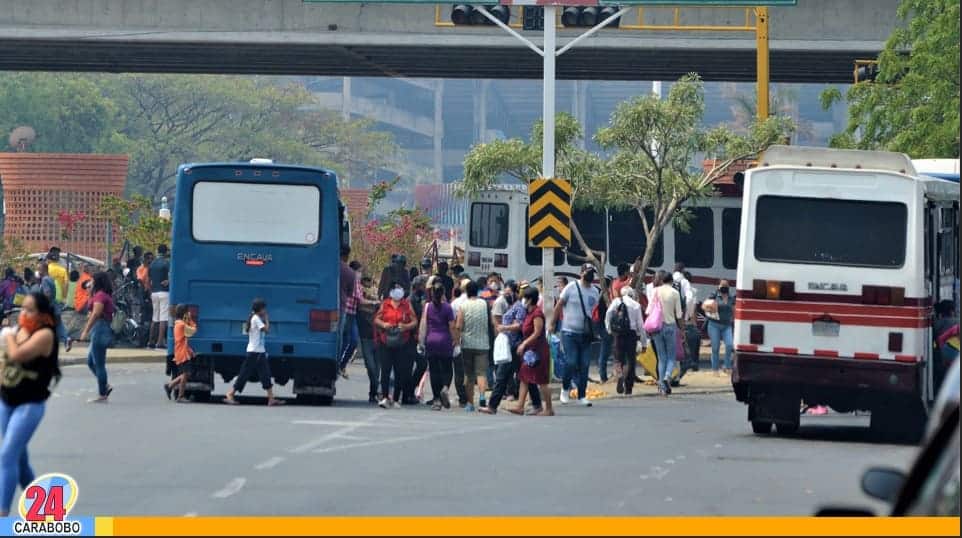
{"left": 754, "top": 423, "right": 919, "bottom": 447}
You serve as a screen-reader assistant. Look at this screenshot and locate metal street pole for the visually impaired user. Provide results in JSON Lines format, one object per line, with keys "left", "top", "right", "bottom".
{"left": 541, "top": 5, "right": 557, "bottom": 319}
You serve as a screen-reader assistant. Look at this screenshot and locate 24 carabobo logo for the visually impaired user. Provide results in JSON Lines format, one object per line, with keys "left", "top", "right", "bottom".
{"left": 13, "top": 473, "right": 82, "bottom": 535}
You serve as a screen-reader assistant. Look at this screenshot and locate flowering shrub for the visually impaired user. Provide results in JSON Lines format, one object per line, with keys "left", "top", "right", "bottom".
{"left": 56, "top": 210, "right": 86, "bottom": 240}
{"left": 351, "top": 209, "right": 431, "bottom": 283}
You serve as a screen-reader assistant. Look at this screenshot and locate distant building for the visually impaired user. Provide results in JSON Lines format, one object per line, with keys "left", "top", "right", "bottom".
{"left": 0, "top": 153, "right": 128, "bottom": 260}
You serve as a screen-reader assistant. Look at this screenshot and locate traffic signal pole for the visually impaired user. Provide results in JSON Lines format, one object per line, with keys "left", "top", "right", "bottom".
{"left": 476, "top": 4, "right": 631, "bottom": 320}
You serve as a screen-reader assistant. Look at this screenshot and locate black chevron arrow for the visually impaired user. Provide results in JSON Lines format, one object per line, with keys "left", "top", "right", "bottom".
{"left": 529, "top": 204, "right": 570, "bottom": 226}
{"left": 530, "top": 180, "right": 571, "bottom": 203}
{"left": 531, "top": 227, "right": 569, "bottom": 247}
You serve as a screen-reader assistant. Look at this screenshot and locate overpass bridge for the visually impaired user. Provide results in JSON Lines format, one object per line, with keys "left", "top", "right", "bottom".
{"left": 0, "top": 0, "right": 899, "bottom": 82}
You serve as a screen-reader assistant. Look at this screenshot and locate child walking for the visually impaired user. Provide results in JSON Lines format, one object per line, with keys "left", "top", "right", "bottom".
{"left": 223, "top": 299, "right": 284, "bottom": 406}
{"left": 164, "top": 304, "right": 195, "bottom": 402}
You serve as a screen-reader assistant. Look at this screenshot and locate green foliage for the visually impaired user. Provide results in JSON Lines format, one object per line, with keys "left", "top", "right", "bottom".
{"left": 97, "top": 194, "right": 172, "bottom": 251}
{"left": 821, "top": 0, "right": 960, "bottom": 157}
{"left": 0, "top": 237, "right": 31, "bottom": 271}
{"left": 0, "top": 73, "right": 123, "bottom": 153}
{"left": 0, "top": 73, "right": 399, "bottom": 201}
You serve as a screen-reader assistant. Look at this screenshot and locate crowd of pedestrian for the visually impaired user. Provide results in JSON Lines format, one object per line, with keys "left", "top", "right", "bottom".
{"left": 332, "top": 250, "right": 737, "bottom": 414}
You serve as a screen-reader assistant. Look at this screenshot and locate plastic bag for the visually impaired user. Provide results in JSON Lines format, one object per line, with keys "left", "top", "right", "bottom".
{"left": 644, "top": 293, "right": 663, "bottom": 334}
{"left": 493, "top": 333, "right": 512, "bottom": 364}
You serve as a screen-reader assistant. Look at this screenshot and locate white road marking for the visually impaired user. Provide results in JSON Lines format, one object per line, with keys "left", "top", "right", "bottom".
{"left": 184, "top": 512, "right": 198, "bottom": 517}
{"left": 254, "top": 457, "right": 285, "bottom": 471}
{"left": 212, "top": 477, "right": 246, "bottom": 499}
{"left": 290, "top": 413, "right": 384, "bottom": 453}
{"left": 311, "top": 423, "right": 512, "bottom": 455}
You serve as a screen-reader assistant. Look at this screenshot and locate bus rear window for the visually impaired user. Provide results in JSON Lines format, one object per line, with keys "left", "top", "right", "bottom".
{"left": 192, "top": 181, "right": 321, "bottom": 245}
{"left": 470, "top": 202, "right": 509, "bottom": 249}
{"left": 754, "top": 196, "right": 907, "bottom": 268}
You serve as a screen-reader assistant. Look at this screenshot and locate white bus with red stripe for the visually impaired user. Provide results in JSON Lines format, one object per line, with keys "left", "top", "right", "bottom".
{"left": 465, "top": 185, "right": 742, "bottom": 292}
{"left": 732, "top": 146, "right": 959, "bottom": 440}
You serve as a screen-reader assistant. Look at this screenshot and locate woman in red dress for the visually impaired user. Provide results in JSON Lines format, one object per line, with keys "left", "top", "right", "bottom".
{"left": 509, "top": 286, "right": 554, "bottom": 417}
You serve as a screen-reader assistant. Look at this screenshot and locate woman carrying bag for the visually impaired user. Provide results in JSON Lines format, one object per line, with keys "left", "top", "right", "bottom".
{"left": 375, "top": 281, "right": 418, "bottom": 409}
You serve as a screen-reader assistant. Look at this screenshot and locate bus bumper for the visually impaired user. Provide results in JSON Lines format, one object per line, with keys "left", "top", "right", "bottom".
{"left": 733, "top": 352, "right": 920, "bottom": 404}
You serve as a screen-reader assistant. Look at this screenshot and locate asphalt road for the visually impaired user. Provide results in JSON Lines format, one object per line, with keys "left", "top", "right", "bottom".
{"left": 32, "top": 362, "right": 918, "bottom": 517}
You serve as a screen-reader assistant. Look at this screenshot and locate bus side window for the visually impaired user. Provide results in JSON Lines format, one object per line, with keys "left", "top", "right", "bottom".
{"left": 566, "top": 209, "right": 607, "bottom": 266}
{"left": 674, "top": 207, "right": 714, "bottom": 269}
{"left": 722, "top": 208, "right": 741, "bottom": 270}
{"left": 608, "top": 208, "right": 663, "bottom": 268}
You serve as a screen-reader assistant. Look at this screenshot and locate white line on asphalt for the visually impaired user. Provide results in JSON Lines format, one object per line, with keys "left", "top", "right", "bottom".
{"left": 291, "top": 419, "right": 409, "bottom": 428}
{"left": 254, "top": 456, "right": 285, "bottom": 471}
{"left": 184, "top": 512, "right": 198, "bottom": 517}
{"left": 212, "top": 477, "right": 246, "bottom": 499}
{"left": 310, "top": 423, "right": 512, "bottom": 455}
{"left": 289, "top": 413, "right": 384, "bottom": 454}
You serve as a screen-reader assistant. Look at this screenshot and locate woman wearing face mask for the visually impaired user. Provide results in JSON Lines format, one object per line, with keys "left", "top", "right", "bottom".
{"left": 0, "top": 292, "right": 61, "bottom": 516}
{"left": 509, "top": 286, "right": 553, "bottom": 416}
{"left": 703, "top": 280, "right": 734, "bottom": 375}
{"left": 375, "top": 281, "right": 418, "bottom": 408}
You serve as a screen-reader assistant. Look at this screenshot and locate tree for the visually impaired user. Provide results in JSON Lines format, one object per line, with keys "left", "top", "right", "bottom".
{"left": 0, "top": 73, "right": 124, "bottom": 153}
{"left": 724, "top": 84, "right": 816, "bottom": 144}
{"left": 593, "top": 74, "right": 793, "bottom": 285}
{"left": 97, "top": 194, "right": 172, "bottom": 253}
{"left": 298, "top": 111, "right": 399, "bottom": 188}
{"left": 820, "top": 0, "right": 960, "bottom": 157}
{"left": 458, "top": 112, "right": 604, "bottom": 266}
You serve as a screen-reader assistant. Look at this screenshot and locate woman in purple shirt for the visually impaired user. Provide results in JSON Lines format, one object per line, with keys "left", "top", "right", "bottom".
{"left": 418, "top": 283, "right": 458, "bottom": 411}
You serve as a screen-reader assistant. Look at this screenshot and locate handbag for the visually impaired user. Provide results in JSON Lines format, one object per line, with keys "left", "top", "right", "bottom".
{"left": 385, "top": 327, "right": 405, "bottom": 349}
{"left": 644, "top": 291, "right": 664, "bottom": 334}
{"left": 493, "top": 333, "right": 512, "bottom": 364}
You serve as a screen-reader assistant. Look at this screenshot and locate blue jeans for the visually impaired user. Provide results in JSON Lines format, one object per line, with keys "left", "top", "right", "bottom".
{"left": 707, "top": 322, "right": 733, "bottom": 371}
{"left": 87, "top": 319, "right": 112, "bottom": 396}
{"left": 651, "top": 324, "right": 678, "bottom": 382}
{"left": 561, "top": 331, "right": 591, "bottom": 399}
{"left": 53, "top": 303, "right": 69, "bottom": 345}
{"left": 337, "top": 313, "right": 357, "bottom": 370}
{"left": 0, "top": 401, "right": 44, "bottom": 513}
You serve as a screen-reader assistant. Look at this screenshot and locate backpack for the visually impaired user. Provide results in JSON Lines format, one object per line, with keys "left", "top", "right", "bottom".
{"left": 611, "top": 301, "right": 632, "bottom": 334}
{"left": 672, "top": 280, "right": 687, "bottom": 313}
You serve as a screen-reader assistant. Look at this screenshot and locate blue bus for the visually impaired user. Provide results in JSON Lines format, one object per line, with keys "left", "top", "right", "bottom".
{"left": 168, "top": 160, "right": 348, "bottom": 404}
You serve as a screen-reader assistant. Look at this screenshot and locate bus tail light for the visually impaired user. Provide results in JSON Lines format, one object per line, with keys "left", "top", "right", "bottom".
{"left": 862, "top": 285, "right": 905, "bottom": 306}
{"left": 468, "top": 251, "right": 481, "bottom": 267}
{"left": 888, "top": 332, "right": 903, "bottom": 353}
{"left": 753, "top": 279, "right": 795, "bottom": 300}
{"left": 309, "top": 309, "right": 339, "bottom": 333}
{"left": 750, "top": 324, "right": 764, "bottom": 345}
{"left": 494, "top": 253, "right": 508, "bottom": 268}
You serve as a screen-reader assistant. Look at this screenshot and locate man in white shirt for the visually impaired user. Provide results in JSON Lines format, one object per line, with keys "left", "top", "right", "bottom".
{"left": 605, "top": 286, "right": 647, "bottom": 396}
{"left": 549, "top": 264, "right": 600, "bottom": 407}
{"left": 672, "top": 262, "right": 695, "bottom": 323}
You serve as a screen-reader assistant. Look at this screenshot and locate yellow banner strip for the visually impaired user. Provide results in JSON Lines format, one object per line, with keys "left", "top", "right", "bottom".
{"left": 106, "top": 516, "right": 961, "bottom": 537}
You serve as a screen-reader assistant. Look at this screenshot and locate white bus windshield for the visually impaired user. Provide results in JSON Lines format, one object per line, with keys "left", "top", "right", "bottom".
{"left": 192, "top": 181, "right": 321, "bottom": 245}
{"left": 754, "top": 196, "right": 907, "bottom": 268}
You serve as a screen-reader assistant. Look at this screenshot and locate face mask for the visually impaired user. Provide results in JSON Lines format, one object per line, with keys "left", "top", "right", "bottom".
{"left": 505, "top": 293, "right": 515, "bottom": 304}
{"left": 390, "top": 288, "right": 404, "bottom": 301}
{"left": 18, "top": 311, "right": 51, "bottom": 334}
{"left": 719, "top": 286, "right": 730, "bottom": 295}
{"left": 489, "top": 283, "right": 501, "bottom": 291}
{"left": 584, "top": 271, "right": 596, "bottom": 282}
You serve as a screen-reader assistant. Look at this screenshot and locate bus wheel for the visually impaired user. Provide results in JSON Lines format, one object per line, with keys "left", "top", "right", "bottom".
{"left": 751, "top": 421, "right": 773, "bottom": 434}
{"left": 317, "top": 395, "right": 334, "bottom": 406}
{"left": 775, "top": 421, "right": 799, "bottom": 436}
{"left": 190, "top": 391, "right": 211, "bottom": 403}
{"left": 295, "top": 393, "right": 316, "bottom": 405}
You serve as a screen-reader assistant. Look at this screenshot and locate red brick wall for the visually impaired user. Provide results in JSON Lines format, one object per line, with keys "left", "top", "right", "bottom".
{"left": 0, "top": 153, "right": 128, "bottom": 260}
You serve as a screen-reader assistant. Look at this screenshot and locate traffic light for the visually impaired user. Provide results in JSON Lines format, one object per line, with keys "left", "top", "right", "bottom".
{"left": 451, "top": 5, "right": 511, "bottom": 26}
{"left": 561, "top": 6, "right": 621, "bottom": 28}
{"left": 522, "top": 6, "right": 544, "bottom": 31}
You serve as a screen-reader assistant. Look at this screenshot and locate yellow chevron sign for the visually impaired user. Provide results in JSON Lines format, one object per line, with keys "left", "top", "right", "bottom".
{"left": 528, "top": 178, "right": 571, "bottom": 248}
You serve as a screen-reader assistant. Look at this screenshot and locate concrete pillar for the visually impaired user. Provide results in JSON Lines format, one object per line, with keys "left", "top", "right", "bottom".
{"left": 479, "top": 80, "right": 490, "bottom": 143}
{"left": 341, "top": 77, "right": 352, "bottom": 120}
{"left": 434, "top": 80, "right": 444, "bottom": 184}
{"left": 573, "top": 81, "right": 588, "bottom": 149}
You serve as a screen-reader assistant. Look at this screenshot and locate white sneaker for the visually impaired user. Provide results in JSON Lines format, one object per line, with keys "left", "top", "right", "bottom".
{"left": 393, "top": 401, "right": 402, "bottom": 409}
{"left": 378, "top": 398, "right": 390, "bottom": 409}
{"left": 559, "top": 389, "right": 570, "bottom": 405}
{"left": 579, "top": 398, "right": 593, "bottom": 407}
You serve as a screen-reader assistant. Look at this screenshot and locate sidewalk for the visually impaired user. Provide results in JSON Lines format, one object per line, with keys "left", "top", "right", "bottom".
{"left": 60, "top": 344, "right": 167, "bottom": 367}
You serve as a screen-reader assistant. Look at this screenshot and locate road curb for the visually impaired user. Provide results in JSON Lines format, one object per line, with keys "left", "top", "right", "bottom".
{"left": 61, "top": 354, "right": 167, "bottom": 367}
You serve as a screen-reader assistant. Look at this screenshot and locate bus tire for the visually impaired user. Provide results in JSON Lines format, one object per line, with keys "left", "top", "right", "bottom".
{"left": 191, "top": 391, "right": 211, "bottom": 403}
{"left": 775, "top": 422, "right": 799, "bottom": 436}
{"left": 317, "top": 395, "right": 334, "bottom": 406}
{"left": 751, "top": 421, "right": 772, "bottom": 434}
